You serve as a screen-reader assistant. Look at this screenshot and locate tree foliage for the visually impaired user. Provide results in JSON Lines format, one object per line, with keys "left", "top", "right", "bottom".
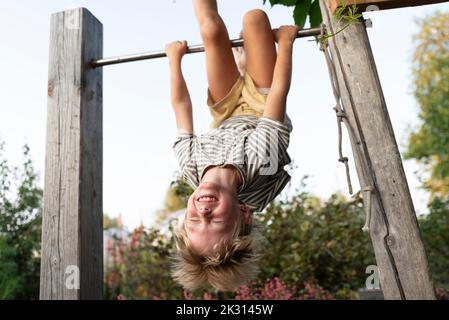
{"left": 405, "top": 12, "right": 449, "bottom": 198}
{"left": 419, "top": 196, "right": 449, "bottom": 288}
{"left": 0, "top": 141, "right": 43, "bottom": 299}
{"left": 0, "top": 236, "right": 19, "bottom": 299}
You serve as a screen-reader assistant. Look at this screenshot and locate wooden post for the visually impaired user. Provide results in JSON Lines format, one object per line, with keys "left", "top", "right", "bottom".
{"left": 40, "top": 8, "right": 103, "bottom": 300}
{"left": 319, "top": 0, "right": 436, "bottom": 300}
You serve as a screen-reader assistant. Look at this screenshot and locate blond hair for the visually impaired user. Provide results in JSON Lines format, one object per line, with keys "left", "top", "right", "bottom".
{"left": 171, "top": 211, "right": 264, "bottom": 292}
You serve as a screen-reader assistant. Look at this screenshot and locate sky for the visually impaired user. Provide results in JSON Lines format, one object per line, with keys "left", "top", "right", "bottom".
{"left": 1, "top": 0, "right": 448, "bottom": 229}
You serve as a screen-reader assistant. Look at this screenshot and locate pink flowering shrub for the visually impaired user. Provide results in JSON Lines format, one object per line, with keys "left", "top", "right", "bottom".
{"left": 297, "top": 281, "right": 336, "bottom": 300}
{"left": 235, "top": 278, "right": 334, "bottom": 300}
{"left": 235, "top": 277, "right": 294, "bottom": 300}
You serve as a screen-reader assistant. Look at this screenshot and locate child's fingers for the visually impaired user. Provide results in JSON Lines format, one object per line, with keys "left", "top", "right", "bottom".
{"left": 164, "top": 40, "right": 187, "bottom": 58}
{"left": 178, "top": 40, "right": 188, "bottom": 52}
{"left": 165, "top": 41, "right": 177, "bottom": 49}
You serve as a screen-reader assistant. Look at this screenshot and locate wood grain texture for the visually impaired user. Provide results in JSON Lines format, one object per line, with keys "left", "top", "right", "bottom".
{"left": 330, "top": 0, "right": 449, "bottom": 12}
{"left": 40, "top": 7, "right": 103, "bottom": 300}
{"left": 320, "top": 0, "right": 435, "bottom": 300}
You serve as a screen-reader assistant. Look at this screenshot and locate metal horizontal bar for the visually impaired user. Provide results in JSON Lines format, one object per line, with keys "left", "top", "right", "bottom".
{"left": 91, "top": 27, "right": 322, "bottom": 68}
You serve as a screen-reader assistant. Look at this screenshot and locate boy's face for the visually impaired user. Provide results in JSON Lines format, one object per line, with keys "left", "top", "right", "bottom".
{"left": 185, "top": 182, "right": 241, "bottom": 255}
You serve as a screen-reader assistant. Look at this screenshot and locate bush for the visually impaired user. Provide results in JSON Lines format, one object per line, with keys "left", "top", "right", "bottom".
{"left": 256, "top": 188, "right": 375, "bottom": 297}
{"left": 419, "top": 196, "right": 449, "bottom": 288}
{"left": 104, "top": 224, "right": 185, "bottom": 300}
{"left": 235, "top": 278, "right": 335, "bottom": 300}
{"left": 0, "top": 142, "right": 43, "bottom": 299}
{"left": 0, "top": 236, "right": 19, "bottom": 299}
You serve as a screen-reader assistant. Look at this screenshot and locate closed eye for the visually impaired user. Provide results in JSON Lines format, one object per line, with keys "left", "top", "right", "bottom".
{"left": 187, "top": 218, "right": 223, "bottom": 225}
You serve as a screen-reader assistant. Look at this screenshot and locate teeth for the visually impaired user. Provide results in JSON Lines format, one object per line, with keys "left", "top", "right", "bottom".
{"left": 198, "top": 196, "right": 216, "bottom": 201}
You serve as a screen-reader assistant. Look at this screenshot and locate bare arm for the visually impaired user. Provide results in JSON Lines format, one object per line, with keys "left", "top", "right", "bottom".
{"left": 166, "top": 41, "right": 194, "bottom": 134}
{"left": 263, "top": 25, "right": 298, "bottom": 122}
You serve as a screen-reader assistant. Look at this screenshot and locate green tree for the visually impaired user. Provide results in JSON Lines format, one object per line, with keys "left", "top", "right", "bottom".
{"left": 0, "top": 236, "right": 19, "bottom": 299}
{"left": 0, "top": 141, "right": 43, "bottom": 299}
{"left": 419, "top": 196, "right": 449, "bottom": 288}
{"left": 405, "top": 12, "right": 449, "bottom": 198}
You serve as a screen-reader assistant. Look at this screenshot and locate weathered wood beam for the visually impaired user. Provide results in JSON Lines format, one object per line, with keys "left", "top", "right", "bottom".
{"left": 40, "top": 7, "right": 103, "bottom": 300}
{"left": 331, "top": 0, "right": 449, "bottom": 13}
{"left": 320, "top": 0, "right": 436, "bottom": 300}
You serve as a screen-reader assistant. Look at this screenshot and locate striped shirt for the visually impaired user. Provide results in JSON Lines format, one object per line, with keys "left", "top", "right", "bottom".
{"left": 173, "top": 115, "right": 292, "bottom": 212}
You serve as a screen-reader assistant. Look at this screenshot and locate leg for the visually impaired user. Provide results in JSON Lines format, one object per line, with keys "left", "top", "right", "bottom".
{"left": 193, "top": 0, "right": 240, "bottom": 104}
{"left": 242, "top": 9, "right": 277, "bottom": 88}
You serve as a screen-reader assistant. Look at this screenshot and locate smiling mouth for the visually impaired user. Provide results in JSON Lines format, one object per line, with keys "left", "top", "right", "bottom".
{"left": 196, "top": 194, "right": 218, "bottom": 202}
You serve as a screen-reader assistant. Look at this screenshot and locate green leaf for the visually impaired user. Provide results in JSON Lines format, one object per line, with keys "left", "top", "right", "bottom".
{"left": 293, "top": 0, "right": 312, "bottom": 29}
{"left": 277, "top": 0, "right": 298, "bottom": 6}
{"left": 348, "top": 5, "right": 353, "bottom": 16}
{"left": 335, "top": 0, "right": 346, "bottom": 19}
{"left": 309, "top": 0, "right": 322, "bottom": 28}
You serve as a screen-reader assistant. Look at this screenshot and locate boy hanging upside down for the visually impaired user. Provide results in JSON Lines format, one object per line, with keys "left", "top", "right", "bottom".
{"left": 165, "top": 0, "right": 299, "bottom": 292}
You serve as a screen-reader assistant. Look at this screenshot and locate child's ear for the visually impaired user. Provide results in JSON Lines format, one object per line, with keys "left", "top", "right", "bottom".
{"left": 239, "top": 204, "right": 252, "bottom": 225}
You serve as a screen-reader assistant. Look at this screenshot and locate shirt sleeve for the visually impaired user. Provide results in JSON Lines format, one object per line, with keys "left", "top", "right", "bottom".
{"left": 173, "top": 134, "right": 199, "bottom": 189}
